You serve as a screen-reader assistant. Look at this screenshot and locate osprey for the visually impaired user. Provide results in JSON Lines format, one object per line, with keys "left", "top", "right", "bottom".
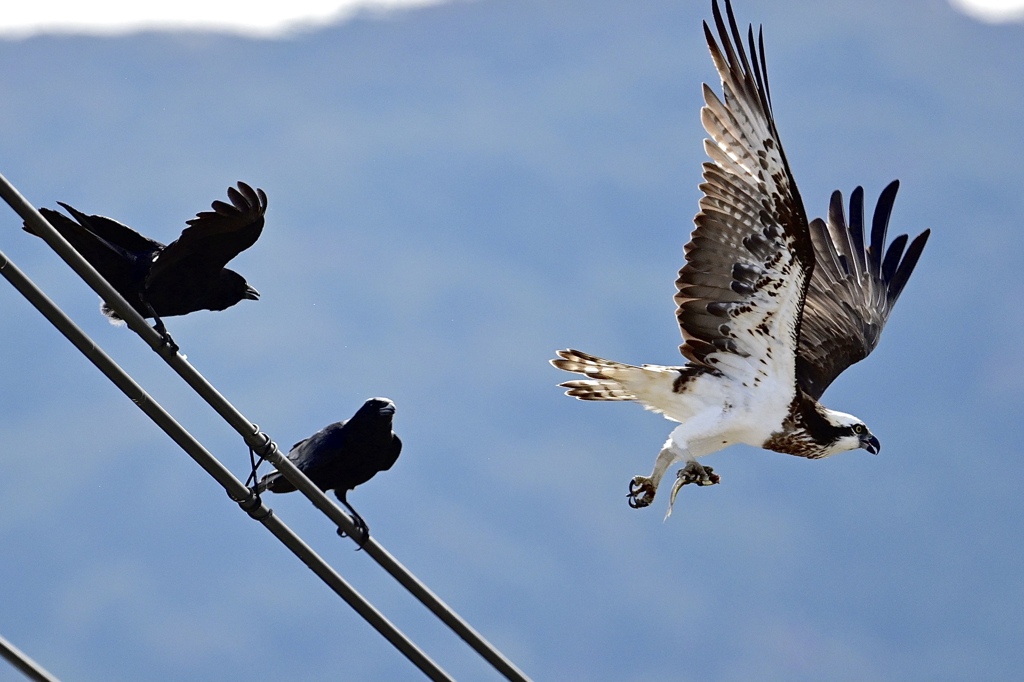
{"left": 551, "top": 0, "right": 930, "bottom": 516}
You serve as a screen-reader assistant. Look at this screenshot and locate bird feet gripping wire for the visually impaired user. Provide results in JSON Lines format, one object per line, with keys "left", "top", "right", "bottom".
{"left": 335, "top": 492, "right": 371, "bottom": 550}
{"left": 155, "top": 328, "right": 180, "bottom": 354}
{"left": 144, "top": 299, "right": 180, "bottom": 353}
{"left": 336, "top": 511, "right": 370, "bottom": 550}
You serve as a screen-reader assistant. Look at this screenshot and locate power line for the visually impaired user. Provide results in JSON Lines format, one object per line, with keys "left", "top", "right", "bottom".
{"left": 0, "top": 178, "right": 454, "bottom": 681}
{"left": 0, "top": 233, "right": 455, "bottom": 682}
{"left": 0, "top": 172, "right": 532, "bottom": 682}
{"left": 0, "top": 633, "right": 61, "bottom": 682}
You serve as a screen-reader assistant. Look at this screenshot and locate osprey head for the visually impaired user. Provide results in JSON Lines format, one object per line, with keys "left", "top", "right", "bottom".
{"left": 821, "top": 408, "right": 880, "bottom": 456}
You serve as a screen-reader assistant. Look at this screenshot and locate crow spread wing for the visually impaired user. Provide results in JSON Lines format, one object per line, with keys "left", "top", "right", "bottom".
{"left": 147, "top": 181, "right": 267, "bottom": 287}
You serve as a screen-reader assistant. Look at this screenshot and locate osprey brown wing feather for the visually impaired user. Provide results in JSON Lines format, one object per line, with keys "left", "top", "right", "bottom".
{"left": 675, "top": 0, "right": 814, "bottom": 372}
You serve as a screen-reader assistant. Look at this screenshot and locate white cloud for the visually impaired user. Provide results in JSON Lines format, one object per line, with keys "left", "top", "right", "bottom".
{"left": 949, "top": 0, "right": 1024, "bottom": 22}
{"left": 0, "top": 0, "right": 452, "bottom": 39}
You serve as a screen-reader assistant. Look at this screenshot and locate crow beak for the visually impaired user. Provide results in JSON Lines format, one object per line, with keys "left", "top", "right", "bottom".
{"left": 243, "top": 285, "right": 260, "bottom": 301}
{"left": 861, "top": 434, "right": 880, "bottom": 455}
{"left": 366, "top": 397, "right": 396, "bottom": 416}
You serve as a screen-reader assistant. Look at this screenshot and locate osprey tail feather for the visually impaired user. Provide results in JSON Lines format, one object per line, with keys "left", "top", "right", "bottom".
{"left": 551, "top": 349, "right": 654, "bottom": 401}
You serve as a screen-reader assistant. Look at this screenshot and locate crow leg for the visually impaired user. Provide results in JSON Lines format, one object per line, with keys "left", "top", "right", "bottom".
{"left": 151, "top": 314, "right": 178, "bottom": 352}
{"left": 135, "top": 293, "right": 178, "bottom": 351}
{"left": 335, "top": 492, "right": 370, "bottom": 549}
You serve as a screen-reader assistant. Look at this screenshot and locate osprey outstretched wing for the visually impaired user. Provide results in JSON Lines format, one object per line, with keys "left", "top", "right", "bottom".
{"left": 551, "top": 0, "right": 929, "bottom": 516}
{"left": 676, "top": 0, "right": 813, "bottom": 377}
{"left": 798, "top": 182, "right": 930, "bottom": 399}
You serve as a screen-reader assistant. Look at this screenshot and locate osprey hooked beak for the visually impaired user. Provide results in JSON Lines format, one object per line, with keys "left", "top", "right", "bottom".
{"left": 861, "top": 433, "right": 880, "bottom": 455}
{"left": 243, "top": 285, "right": 260, "bottom": 301}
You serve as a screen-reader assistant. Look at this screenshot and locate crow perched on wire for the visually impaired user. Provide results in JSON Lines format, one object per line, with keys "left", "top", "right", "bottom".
{"left": 24, "top": 181, "right": 266, "bottom": 345}
{"left": 255, "top": 398, "right": 403, "bottom": 546}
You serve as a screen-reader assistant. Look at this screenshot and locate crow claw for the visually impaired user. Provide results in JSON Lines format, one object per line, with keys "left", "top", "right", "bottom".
{"left": 337, "top": 515, "right": 370, "bottom": 550}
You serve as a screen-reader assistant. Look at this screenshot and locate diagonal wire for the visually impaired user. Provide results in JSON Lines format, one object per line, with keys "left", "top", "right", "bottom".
{"left": 0, "top": 190, "right": 453, "bottom": 682}
{"left": 0, "top": 172, "right": 532, "bottom": 682}
{"left": 0, "top": 633, "right": 61, "bottom": 682}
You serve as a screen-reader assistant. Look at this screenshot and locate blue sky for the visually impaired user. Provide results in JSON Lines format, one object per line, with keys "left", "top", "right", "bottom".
{"left": 0, "top": 0, "right": 1022, "bottom": 680}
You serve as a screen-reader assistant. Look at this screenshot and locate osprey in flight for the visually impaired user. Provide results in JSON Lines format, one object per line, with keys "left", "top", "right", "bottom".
{"left": 551, "top": 0, "right": 930, "bottom": 516}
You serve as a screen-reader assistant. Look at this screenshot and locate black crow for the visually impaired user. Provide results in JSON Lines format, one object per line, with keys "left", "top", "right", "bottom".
{"left": 24, "top": 181, "right": 266, "bottom": 344}
{"left": 256, "top": 398, "right": 403, "bottom": 545}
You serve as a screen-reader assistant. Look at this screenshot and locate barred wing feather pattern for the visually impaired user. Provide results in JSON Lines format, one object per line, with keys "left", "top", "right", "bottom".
{"left": 675, "top": 0, "right": 814, "bottom": 393}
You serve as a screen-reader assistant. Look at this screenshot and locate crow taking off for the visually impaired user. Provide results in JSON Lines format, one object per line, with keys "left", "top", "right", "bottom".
{"left": 24, "top": 182, "right": 266, "bottom": 345}
{"left": 255, "top": 398, "right": 403, "bottom": 546}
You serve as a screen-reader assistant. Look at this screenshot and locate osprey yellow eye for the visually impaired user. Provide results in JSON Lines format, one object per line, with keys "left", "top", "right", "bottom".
{"left": 854, "top": 424, "right": 865, "bottom": 434}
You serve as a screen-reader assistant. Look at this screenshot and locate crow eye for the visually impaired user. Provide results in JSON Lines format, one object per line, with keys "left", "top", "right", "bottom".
{"left": 853, "top": 424, "right": 865, "bottom": 435}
